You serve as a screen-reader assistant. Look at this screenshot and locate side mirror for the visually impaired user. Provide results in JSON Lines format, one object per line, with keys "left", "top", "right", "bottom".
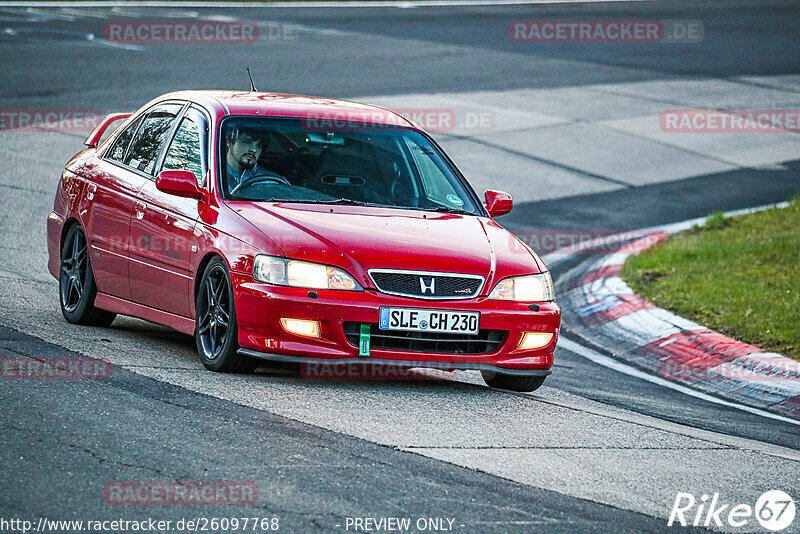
{"left": 484, "top": 190, "right": 513, "bottom": 217}
{"left": 156, "top": 170, "right": 204, "bottom": 200}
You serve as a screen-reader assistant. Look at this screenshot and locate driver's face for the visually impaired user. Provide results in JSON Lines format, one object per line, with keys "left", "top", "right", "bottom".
{"left": 228, "top": 133, "right": 262, "bottom": 170}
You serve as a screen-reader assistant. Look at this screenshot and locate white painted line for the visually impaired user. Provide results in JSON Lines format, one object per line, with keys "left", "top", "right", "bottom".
{"left": 1, "top": 24, "right": 144, "bottom": 49}
{"left": 86, "top": 32, "right": 145, "bottom": 50}
{"left": 0, "top": 0, "right": 656, "bottom": 7}
{"left": 559, "top": 336, "right": 800, "bottom": 426}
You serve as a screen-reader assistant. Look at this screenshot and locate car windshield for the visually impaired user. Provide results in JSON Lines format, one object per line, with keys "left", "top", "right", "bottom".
{"left": 219, "top": 117, "right": 482, "bottom": 215}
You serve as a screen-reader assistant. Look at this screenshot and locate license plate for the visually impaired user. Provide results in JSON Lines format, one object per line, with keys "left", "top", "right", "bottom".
{"left": 379, "top": 307, "right": 479, "bottom": 334}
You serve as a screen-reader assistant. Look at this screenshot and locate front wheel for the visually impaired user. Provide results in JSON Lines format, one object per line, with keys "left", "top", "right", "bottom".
{"left": 59, "top": 224, "right": 116, "bottom": 327}
{"left": 481, "top": 370, "right": 546, "bottom": 392}
{"left": 195, "top": 258, "right": 258, "bottom": 373}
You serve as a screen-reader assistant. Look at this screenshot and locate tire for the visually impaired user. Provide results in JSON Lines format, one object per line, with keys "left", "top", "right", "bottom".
{"left": 59, "top": 224, "right": 117, "bottom": 327}
{"left": 481, "top": 370, "right": 546, "bottom": 392}
{"left": 195, "top": 257, "right": 259, "bottom": 373}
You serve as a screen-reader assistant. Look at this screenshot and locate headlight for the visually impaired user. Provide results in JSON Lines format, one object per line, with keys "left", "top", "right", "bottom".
{"left": 489, "top": 272, "right": 555, "bottom": 302}
{"left": 253, "top": 255, "right": 361, "bottom": 291}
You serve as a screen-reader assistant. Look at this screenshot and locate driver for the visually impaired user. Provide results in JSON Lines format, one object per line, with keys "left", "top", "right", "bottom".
{"left": 225, "top": 127, "right": 290, "bottom": 195}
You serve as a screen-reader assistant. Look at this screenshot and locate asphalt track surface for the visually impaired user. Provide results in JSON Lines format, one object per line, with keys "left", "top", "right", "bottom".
{"left": 1, "top": 1, "right": 800, "bottom": 532}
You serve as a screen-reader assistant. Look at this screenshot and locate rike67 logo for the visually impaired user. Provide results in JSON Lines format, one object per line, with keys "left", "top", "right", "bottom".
{"left": 669, "top": 490, "right": 795, "bottom": 531}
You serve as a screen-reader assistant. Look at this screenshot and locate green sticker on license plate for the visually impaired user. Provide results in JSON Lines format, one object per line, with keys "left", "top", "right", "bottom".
{"left": 359, "top": 323, "right": 371, "bottom": 357}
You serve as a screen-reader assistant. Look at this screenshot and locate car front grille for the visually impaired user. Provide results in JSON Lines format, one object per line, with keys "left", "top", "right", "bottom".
{"left": 343, "top": 322, "right": 506, "bottom": 355}
{"left": 368, "top": 270, "right": 484, "bottom": 300}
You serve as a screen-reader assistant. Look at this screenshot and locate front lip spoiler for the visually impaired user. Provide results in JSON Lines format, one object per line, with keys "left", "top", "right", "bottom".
{"left": 238, "top": 348, "right": 552, "bottom": 376}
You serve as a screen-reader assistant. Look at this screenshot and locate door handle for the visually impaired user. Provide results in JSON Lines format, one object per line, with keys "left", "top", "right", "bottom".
{"left": 87, "top": 183, "right": 97, "bottom": 200}
{"left": 135, "top": 201, "right": 147, "bottom": 220}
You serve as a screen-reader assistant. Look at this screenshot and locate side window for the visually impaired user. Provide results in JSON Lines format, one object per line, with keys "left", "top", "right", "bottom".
{"left": 107, "top": 115, "right": 143, "bottom": 163}
{"left": 124, "top": 104, "right": 183, "bottom": 175}
{"left": 162, "top": 109, "right": 208, "bottom": 185}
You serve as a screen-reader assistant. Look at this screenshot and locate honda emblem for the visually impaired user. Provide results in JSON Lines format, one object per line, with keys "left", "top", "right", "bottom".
{"left": 419, "top": 277, "right": 435, "bottom": 295}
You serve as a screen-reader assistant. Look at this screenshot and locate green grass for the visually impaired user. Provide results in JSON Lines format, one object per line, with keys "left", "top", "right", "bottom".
{"left": 621, "top": 198, "right": 800, "bottom": 360}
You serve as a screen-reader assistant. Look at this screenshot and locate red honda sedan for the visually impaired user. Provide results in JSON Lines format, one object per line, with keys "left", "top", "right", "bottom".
{"left": 47, "top": 91, "right": 560, "bottom": 391}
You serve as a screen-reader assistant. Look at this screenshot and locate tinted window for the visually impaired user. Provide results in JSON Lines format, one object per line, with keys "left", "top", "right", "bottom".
{"left": 124, "top": 104, "right": 183, "bottom": 175}
{"left": 107, "top": 115, "right": 143, "bottom": 163}
{"left": 163, "top": 110, "right": 207, "bottom": 185}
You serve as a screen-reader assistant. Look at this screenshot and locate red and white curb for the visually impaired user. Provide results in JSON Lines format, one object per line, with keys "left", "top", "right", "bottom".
{"left": 544, "top": 203, "right": 800, "bottom": 421}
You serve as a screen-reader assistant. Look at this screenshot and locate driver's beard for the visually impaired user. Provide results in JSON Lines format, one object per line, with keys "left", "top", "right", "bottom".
{"left": 240, "top": 157, "right": 256, "bottom": 170}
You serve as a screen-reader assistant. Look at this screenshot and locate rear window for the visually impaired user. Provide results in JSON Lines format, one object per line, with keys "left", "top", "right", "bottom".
{"left": 106, "top": 115, "right": 143, "bottom": 163}
{"left": 124, "top": 104, "right": 183, "bottom": 175}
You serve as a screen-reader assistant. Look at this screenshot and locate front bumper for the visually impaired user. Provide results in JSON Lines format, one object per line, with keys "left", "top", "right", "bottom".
{"left": 232, "top": 273, "right": 561, "bottom": 372}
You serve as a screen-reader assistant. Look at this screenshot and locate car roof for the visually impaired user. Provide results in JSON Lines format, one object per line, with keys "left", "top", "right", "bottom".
{"left": 161, "top": 90, "right": 417, "bottom": 128}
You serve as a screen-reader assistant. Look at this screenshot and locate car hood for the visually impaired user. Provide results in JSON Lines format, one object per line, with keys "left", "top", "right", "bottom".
{"left": 230, "top": 202, "right": 543, "bottom": 291}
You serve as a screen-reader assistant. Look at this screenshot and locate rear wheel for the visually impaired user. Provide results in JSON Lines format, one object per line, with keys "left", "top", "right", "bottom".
{"left": 195, "top": 258, "right": 258, "bottom": 373}
{"left": 59, "top": 224, "right": 116, "bottom": 326}
{"left": 481, "top": 370, "right": 546, "bottom": 392}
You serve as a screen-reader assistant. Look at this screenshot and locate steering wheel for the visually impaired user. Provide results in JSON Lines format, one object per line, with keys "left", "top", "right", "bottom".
{"left": 230, "top": 175, "right": 288, "bottom": 196}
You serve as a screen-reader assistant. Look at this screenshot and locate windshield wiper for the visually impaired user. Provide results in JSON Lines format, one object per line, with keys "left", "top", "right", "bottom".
{"left": 262, "top": 198, "right": 376, "bottom": 207}
{"left": 260, "top": 198, "right": 474, "bottom": 214}
{"left": 417, "top": 205, "right": 476, "bottom": 216}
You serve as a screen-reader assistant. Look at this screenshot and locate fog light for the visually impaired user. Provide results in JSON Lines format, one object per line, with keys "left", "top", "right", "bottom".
{"left": 518, "top": 332, "right": 553, "bottom": 350}
{"left": 280, "top": 318, "right": 321, "bottom": 338}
